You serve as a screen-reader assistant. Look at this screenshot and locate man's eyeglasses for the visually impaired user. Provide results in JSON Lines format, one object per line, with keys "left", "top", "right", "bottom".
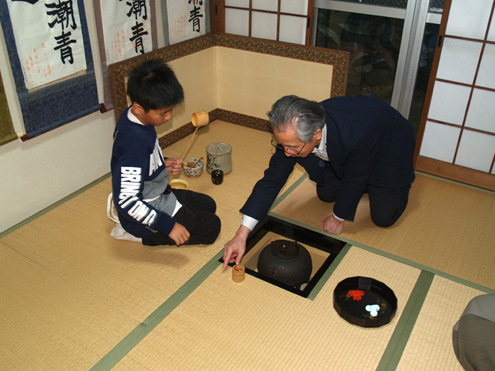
{"left": 271, "top": 138, "right": 306, "bottom": 156}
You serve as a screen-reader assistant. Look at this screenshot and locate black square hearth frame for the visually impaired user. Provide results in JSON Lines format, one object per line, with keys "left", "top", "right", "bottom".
{"left": 222, "top": 216, "right": 346, "bottom": 298}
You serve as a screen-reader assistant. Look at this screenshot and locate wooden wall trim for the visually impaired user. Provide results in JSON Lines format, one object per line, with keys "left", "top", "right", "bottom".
{"left": 110, "top": 33, "right": 349, "bottom": 163}
{"left": 109, "top": 33, "right": 349, "bottom": 124}
{"left": 415, "top": 155, "right": 495, "bottom": 191}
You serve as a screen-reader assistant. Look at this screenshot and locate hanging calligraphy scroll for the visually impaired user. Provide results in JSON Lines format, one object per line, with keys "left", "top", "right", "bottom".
{"left": 0, "top": 0, "right": 100, "bottom": 140}
{"left": 94, "top": 0, "right": 158, "bottom": 111}
{"left": 166, "top": 0, "right": 206, "bottom": 45}
{"left": 0, "top": 71, "right": 16, "bottom": 146}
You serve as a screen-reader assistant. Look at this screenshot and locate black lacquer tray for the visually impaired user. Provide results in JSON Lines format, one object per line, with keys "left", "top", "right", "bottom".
{"left": 333, "top": 276, "right": 397, "bottom": 328}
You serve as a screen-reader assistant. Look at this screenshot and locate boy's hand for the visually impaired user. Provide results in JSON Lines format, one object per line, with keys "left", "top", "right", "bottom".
{"left": 169, "top": 222, "right": 190, "bottom": 245}
{"left": 165, "top": 157, "right": 182, "bottom": 175}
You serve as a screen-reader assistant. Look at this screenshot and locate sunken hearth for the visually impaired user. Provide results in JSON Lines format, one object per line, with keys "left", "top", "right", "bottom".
{"left": 223, "top": 216, "right": 346, "bottom": 298}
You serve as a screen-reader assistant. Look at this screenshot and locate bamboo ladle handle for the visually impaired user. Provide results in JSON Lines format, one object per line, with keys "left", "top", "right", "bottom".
{"left": 179, "top": 111, "right": 209, "bottom": 160}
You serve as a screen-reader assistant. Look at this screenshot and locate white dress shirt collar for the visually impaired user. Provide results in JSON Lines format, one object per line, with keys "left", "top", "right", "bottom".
{"left": 313, "top": 125, "right": 328, "bottom": 161}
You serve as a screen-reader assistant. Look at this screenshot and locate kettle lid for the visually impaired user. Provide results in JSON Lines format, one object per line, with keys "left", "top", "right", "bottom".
{"left": 269, "top": 240, "right": 301, "bottom": 259}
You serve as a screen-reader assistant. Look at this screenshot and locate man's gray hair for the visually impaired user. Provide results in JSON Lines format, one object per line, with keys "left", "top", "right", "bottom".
{"left": 267, "top": 95, "right": 325, "bottom": 143}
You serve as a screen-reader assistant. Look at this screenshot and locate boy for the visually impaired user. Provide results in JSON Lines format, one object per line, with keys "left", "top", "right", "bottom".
{"left": 109, "top": 59, "right": 220, "bottom": 246}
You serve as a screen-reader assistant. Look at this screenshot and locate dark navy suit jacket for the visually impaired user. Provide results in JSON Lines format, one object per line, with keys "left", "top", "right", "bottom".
{"left": 240, "top": 96, "right": 416, "bottom": 222}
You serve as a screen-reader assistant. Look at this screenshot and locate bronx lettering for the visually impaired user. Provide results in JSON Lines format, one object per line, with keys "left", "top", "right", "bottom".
{"left": 128, "top": 201, "right": 150, "bottom": 222}
{"left": 120, "top": 166, "right": 141, "bottom": 199}
{"left": 117, "top": 191, "right": 157, "bottom": 227}
{"left": 143, "top": 210, "right": 157, "bottom": 225}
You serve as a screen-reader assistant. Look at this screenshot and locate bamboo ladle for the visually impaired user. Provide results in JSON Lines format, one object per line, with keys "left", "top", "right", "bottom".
{"left": 178, "top": 111, "right": 210, "bottom": 160}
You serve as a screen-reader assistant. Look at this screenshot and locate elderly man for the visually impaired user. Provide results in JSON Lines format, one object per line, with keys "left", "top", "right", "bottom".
{"left": 223, "top": 95, "right": 416, "bottom": 269}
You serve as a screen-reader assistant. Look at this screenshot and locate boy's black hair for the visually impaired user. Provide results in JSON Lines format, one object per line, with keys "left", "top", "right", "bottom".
{"left": 127, "top": 59, "right": 184, "bottom": 111}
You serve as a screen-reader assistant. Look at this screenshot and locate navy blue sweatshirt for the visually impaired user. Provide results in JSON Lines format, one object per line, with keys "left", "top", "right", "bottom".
{"left": 111, "top": 107, "right": 177, "bottom": 237}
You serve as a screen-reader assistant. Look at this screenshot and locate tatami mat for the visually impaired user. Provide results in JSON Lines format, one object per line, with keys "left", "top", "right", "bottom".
{"left": 271, "top": 174, "right": 495, "bottom": 288}
{"left": 1, "top": 120, "right": 493, "bottom": 370}
{"left": 112, "top": 247, "right": 421, "bottom": 370}
{"left": 1, "top": 178, "right": 220, "bottom": 322}
{"left": 0, "top": 121, "right": 304, "bottom": 370}
{"left": 164, "top": 120, "right": 306, "bottom": 222}
{"left": 0, "top": 242, "right": 138, "bottom": 369}
{"left": 397, "top": 276, "right": 484, "bottom": 370}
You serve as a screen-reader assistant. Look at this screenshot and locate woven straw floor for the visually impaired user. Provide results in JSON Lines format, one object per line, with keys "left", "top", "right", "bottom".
{"left": 114, "top": 248, "right": 421, "bottom": 370}
{"left": 271, "top": 173, "right": 495, "bottom": 288}
{"left": 0, "top": 120, "right": 493, "bottom": 370}
{"left": 396, "top": 275, "right": 485, "bottom": 370}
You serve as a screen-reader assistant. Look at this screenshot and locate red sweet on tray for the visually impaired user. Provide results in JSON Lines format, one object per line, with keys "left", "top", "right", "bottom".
{"left": 347, "top": 289, "right": 365, "bottom": 301}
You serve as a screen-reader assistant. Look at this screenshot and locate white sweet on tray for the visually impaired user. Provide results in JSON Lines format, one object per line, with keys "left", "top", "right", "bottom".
{"left": 365, "top": 304, "right": 381, "bottom": 317}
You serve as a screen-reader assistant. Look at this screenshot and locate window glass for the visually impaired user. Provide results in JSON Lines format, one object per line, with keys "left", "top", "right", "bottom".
{"left": 408, "top": 22, "right": 439, "bottom": 133}
{"left": 315, "top": 9, "right": 404, "bottom": 103}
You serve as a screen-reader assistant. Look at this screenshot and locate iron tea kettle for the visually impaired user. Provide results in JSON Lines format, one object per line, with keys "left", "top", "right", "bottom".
{"left": 257, "top": 239, "right": 313, "bottom": 288}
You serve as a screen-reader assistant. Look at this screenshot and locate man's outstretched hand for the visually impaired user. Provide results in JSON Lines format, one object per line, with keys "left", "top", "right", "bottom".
{"left": 222, "top": 225, "right": 251, "bottom": 270}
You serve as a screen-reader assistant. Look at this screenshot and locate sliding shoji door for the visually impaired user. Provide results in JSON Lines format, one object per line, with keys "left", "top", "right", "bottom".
{"left": 415, "top": 0, "right": 495, "bottom": 190}
{"left": 212, "top": 0, "right": 314, "bottom": 45}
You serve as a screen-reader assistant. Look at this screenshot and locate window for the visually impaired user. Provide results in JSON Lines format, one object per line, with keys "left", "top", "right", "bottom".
{"left": 222, "top": 0, "right": 313, "bottom": 45}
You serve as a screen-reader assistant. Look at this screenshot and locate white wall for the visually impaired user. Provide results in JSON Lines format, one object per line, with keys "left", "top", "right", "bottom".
{"left": 0, "top": 1, "right": 116, "bottom": 233}
{"left": 0, "top": 0, "right": 210, "bottom": 233}
{"left": 0, "top": 111, "right": 115, "bottom": 233}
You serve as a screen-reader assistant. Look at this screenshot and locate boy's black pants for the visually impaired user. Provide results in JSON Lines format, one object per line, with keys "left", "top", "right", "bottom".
{"left": 143, "top": 189, "right": 221, "bottom": 246}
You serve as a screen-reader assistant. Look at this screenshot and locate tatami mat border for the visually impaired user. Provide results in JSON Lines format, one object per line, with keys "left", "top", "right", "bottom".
{"left": 88, "top": 166, "right": 493, "bottom": 369}
{"left": 88, "top": 243, "right": 354, "bottom": 369}
{"left": 270, "top": 210, "right": 494, "bottom": 294}
{"left": 376, "top": 271, "right": 434, "bottom": 370}
{"left": 268, "top": 171, "right": 495, "bottom": 293}
{"left": 86, "top": 238, "right": 490, "bottom": 370}
{"left": 415, "top": 171, "right": 495, "bottom": 195}
{"left": 90, "top": 249, "right": 225, "bottom": 371}
{"left": 5, "top": 124, "right": 493, "bottom": 369}
{"left": 307, "top": 243, "right": 352, "bottom": 300}
{"left": 270, "top": 172, "right": 310, "bottom": 210}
